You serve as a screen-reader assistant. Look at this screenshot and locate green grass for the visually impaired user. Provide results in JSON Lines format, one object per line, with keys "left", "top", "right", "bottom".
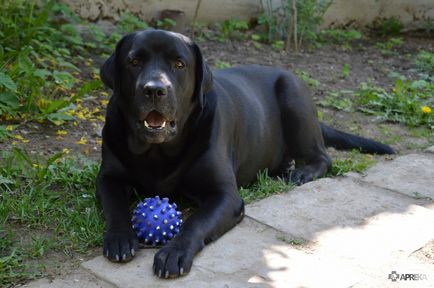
{"left": 240, "top": 170, "right": 294, "bottom": 204}
{"left": 0, "top": 148, "right": 103, "bottom": 287}
{"left": 328, "top": 150, "right": 377, "bottom": 177}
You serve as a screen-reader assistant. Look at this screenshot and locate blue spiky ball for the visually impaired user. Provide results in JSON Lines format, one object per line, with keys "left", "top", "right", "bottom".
{"left": 131, "top": 196, "right": 182, "bottom": 246}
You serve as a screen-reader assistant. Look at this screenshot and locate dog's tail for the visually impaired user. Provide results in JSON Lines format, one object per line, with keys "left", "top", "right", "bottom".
{"left": 321, "top": 123, "right": 395, "bottom": 154}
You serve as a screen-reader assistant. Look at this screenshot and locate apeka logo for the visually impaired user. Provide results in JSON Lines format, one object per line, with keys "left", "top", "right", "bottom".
{"left": 388, "top": 271, "right": 428, "bottom": 282}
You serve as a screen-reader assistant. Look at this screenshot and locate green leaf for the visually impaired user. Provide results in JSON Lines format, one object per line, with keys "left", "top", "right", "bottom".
{"left": 0, "top": 72, "right": 17, "bottom": 91}
{"left": 0, "top": 92, "right": 19, "bottom": 109}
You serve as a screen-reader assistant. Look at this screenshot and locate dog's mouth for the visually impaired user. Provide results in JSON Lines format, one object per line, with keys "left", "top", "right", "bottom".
{"left": 142, "top": 110, "right": 176, "bottom": 131}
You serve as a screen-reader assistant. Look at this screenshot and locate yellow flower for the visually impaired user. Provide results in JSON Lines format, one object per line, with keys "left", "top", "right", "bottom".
{"left": 101, "top": 92, "right": 109, "bottom": 97}
{"left": 76, "top": 136, "right": 88, "bottom": 145}
{"left": 32, "top": 163, "right": 41, "bottom": 169}
{"left": 6, "top": 125, "right": 14, "bottom": 131}
{"left": 14, "top": 135, "right": 29, "bottom": 143}
{"left": 96, "top": 139, "right": 103, "bottom": 145}
{"left": 100, "top": 99, "right": 109, "bottom": 106}
{"left": 62, "top": 148, "right": 70, "bottom": 154}
{"left": 421, "top": 106, "right": 432, "bottom": 114}
{"left": 56, "top": 130, "right": 68, "bottom": 136}
{"left": 97, "top": 115, "right": 105, "bottom": 122}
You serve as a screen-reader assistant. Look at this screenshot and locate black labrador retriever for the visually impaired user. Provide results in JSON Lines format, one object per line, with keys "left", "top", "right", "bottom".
{"left": 97, "top": 29, "right": 394, "bottom": 278}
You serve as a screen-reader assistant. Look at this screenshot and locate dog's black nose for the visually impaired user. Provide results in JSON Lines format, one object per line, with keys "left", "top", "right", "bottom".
{"left": 143, "top": 82, "right": 168, "bottom": 98}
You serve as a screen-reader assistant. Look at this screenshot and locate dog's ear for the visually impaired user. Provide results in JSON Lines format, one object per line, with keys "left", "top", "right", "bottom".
{"left": 192, "top": 43, "right": 213, "bottom": 108}
{"left": 100, "top": 53, "right": 115, "bottom": 89}
{"left": 100, "top": 35, "right": 131, "bottom": 91}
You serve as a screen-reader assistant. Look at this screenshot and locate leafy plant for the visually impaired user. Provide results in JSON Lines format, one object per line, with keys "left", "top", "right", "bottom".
{"left": 0, "top": 0, "right": 90, "bottom": 125}
{"left": 376, "top": 37, "right": 403, "bottom": 55}
{"left": 217, "top": 19, "right": 249, "bottom": 41}
{"left": 378, "top": 17, "right": 403, "bottom": 36}
{"left": 294, "top": 70, "right": 320, "bottom": 88}
{"left": 155, "top": 18, "right": 176, "bottom": 30}
{"left": 259, "top": 0, "right": 332, "bottom": 50}
{"left": 414, "top": 50, "right": 434, "bottom": 75}
{"left": 318, "top": 90, "right": 354, "bottom": 112}
{"left": 356, "top": 79, "right": 434, "bottom": 129}
{"left": 341, "top": 63, "right": 350, "bottom": 79}
{"left": 318, "top": 29, "right": 363, "bottom": 46}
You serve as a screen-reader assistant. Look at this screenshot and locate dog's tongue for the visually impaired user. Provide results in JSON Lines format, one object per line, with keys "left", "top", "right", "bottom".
{"left": 145, "top": 111, "right": 166, "bottom": 128}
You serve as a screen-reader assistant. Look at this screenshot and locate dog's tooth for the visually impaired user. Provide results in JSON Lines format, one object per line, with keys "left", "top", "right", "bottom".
{"left": 144, "top": 120, "right": 150, "bottom": 128}
{"left": 160, "top": 121, "right": 166, "bottom": 128}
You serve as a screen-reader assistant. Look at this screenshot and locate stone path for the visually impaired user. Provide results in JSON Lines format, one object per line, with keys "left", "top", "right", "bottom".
{"left": 24, "top": 148, "right": 434, "bottom": 288}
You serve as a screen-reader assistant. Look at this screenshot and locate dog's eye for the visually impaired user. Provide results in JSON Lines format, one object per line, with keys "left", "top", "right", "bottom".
{"left": 131, "top": 58, "right": 140, "bottom": 66}
{"left": 174, "top": 59, "right": 185, "bottom": 69}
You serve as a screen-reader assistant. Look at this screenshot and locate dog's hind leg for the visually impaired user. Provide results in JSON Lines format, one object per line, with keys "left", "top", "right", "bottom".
{"left": 274, "top": 73, "right": 331, "bottom": 185}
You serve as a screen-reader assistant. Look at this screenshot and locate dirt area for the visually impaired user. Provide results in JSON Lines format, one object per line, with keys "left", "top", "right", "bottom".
{"left": 2, "top": 33, "right": 433, "bottom": 160}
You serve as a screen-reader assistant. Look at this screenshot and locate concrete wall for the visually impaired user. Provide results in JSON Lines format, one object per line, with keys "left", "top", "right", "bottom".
{"left": 63, "top": 0, "right": 434, "bottom": 29}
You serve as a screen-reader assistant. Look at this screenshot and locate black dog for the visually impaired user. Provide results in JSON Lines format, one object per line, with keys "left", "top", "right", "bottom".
{"left": 97, "top": 29, "right": 394, "bottom": 278}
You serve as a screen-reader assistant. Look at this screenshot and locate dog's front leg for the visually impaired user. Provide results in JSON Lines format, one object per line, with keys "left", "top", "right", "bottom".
{"left": 97, "top": 173, "right": 139, "bottom": 262}
{"left": 153, "top": 164, "right": 244, "bottom": 278}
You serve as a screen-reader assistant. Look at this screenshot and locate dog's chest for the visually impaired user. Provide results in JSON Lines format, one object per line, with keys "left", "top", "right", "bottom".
{"left": 128, "top": 155, "right": 184, "bottom": 197}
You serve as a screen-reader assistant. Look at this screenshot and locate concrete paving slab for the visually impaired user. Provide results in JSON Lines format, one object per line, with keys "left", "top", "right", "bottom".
{"left": 82, "top": 218, "right": 362, "bottom": 288}
{"left": 425, "top": 146, "right": 434, "bottom": 154}
{"left": 351, "top": 257, "right": 434, "bottom": 288}
{"left": 21, "top": 268, "right": 114, "bottom": 288}
{"left": 355, "top": 153, "right": 434, "bottom": 200}
{"left": 246, "top": 177, "right": 432, "bottom": 242}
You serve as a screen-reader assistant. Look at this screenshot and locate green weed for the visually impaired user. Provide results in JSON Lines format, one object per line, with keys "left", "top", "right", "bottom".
{"left": 378, "top": 17, "right": 403, "bottom": 36}
{"left": 155, "top": 18, "right": 176, "bottom": 30}
{"left": 277, "top": 235, "right": 306, "bottom": 245}
{"left": 376, "top": 37, "right": 403, "bottom": 55}
{"left": 217, "top": 19, "right": 249, "bottom": 41}
{"left": 240, "top": 170, "right": 294, "bottom": 204}
{"left": 319, "top": 29, "right": 363, "bottom": 47}
{"left": 318, "top": 90, "right": 354, "bottom": 112}
{"left": 356, "top": 79, "right": 434, "bottom": 129}
{"left": 328, "top": 150, "right": 376, "bottom": 176}
{"left": 414, "top": 50, "right": 434, "bottom": 76}
{"left": 215, "top": 61, "right": 232, "bottom": 69}
{"left": 294, "top": 70, "right": 320, "bottom": 88}
{"left": 341, "top": 63, "right": 350, "bottom": 79}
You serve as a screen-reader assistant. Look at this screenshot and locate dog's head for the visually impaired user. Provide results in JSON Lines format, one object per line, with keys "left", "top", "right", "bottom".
{"left": 101, "top": 29, "right": 213, "bottom": 146}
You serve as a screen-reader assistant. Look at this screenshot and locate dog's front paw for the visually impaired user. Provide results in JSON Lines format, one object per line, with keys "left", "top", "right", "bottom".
{"left": 103, "top": 228, "right": 139, "bottom": 262}
{"left": 153, "top": 243, "right": 194, "bottom": 278}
